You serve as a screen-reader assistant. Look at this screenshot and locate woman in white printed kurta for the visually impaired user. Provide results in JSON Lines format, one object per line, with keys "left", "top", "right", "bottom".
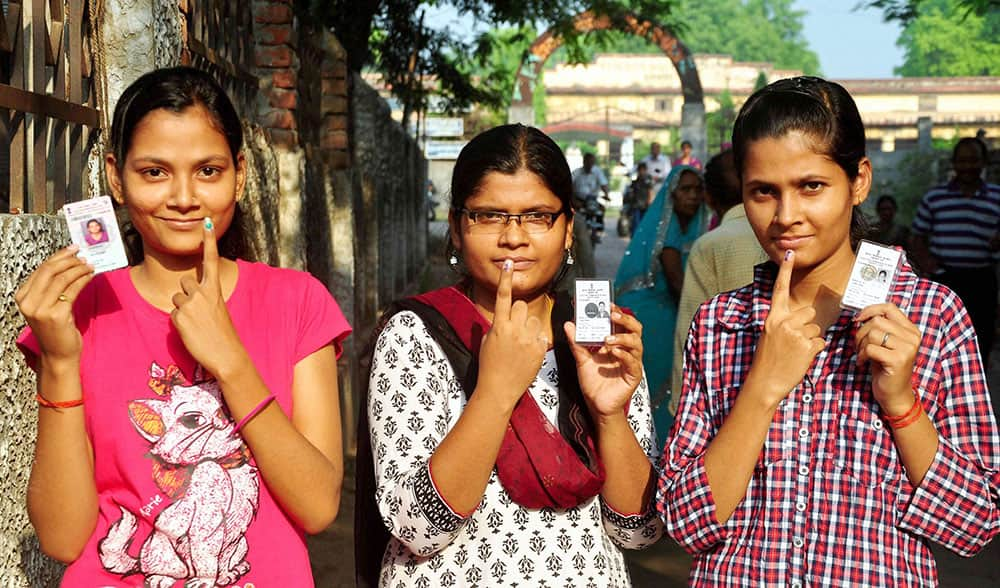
{"left": 358, "top": 124, "right": 663, "bottom": 588}
{"left": 369, "top": 311, "right": 662, "bottom": 586}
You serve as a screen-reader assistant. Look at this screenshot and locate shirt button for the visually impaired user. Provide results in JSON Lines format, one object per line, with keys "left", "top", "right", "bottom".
{"left": 791, "top": 580, "right": 803, "bottom": 588}
{"left": 873, "top": 417, "right": 884, "bottom": 430}
{"left": 798, "top": 465, "right": 810, "bottom": 477}
{"left": 796, "top": 501, "right": 807, "bottom": 512}
{"left": 798, "top": 427, "right": 809, "bottom": 439}
{"left": 793, "top": 537, "right": 805, "bottom": 549}
{"left": 802, "top": 393, "right": 813, "bottom": 403}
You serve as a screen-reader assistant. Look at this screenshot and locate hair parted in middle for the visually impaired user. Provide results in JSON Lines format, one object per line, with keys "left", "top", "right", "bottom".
{"left": 449, "top": 124, "right": 574, "bottom": 215}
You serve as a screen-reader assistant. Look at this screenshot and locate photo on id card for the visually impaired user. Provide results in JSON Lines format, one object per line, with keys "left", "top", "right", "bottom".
{"left": 574, "top": 279, "right": 613, "bottom": 344}
{"left": 62, "top": 195, "right": 129, "bottom": 274}
{"left": 840, "top": 239, "right": 903, "bottom": 312}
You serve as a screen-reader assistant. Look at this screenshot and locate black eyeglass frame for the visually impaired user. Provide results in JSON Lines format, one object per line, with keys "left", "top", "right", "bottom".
{"left": 454, "top": 208, "right": 569, "bottom": 232}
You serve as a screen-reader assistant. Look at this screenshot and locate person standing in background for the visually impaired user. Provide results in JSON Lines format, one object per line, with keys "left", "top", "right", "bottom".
{"left": 639, "top": 141, "right": 671, "bottom": 196}
{"left": 910, "top": 137, "right": 1000, "bottom": 364}
{"left": 570, "top": 152, "right": 608, "bottom": 277}
{"left": 673, "top": 140, "right": 703, "bottom": 171}
{"left": 868, "top": 195, "right": 910, "bottom": 250}
{"left": 627, "top": 162, "right": 654, "bottom": 236}
{"left": 668, "top": 149, "right": 767, "bottom": 416}
{"left": 616, "top": 165, "right": 709, "bottom": 435}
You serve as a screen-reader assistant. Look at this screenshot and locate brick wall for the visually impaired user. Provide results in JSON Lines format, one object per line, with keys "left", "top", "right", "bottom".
{"left": 255, "top": 0, "right": 299, "bottom": 149}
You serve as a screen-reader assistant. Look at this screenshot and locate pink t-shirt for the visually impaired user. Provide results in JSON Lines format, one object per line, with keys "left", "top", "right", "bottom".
{"left": 18, "top": 259, "right": 351, "bottom": 587}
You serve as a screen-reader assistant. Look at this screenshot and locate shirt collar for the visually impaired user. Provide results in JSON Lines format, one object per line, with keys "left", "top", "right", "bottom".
{"left": 719, "top": 205, "right": 749, "bottom": 225}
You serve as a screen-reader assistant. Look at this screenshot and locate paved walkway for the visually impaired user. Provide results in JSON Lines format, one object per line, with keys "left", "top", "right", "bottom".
{"left": 311, "top": 223, "right": 1000, "bottom": 587}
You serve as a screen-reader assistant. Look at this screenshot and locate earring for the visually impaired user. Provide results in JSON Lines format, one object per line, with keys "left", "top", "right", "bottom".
{"left": 565, "top": 249, "right": 575, "bottom": 265}
{"left": 449, "top": 253, "right": 460, "bottom": 267}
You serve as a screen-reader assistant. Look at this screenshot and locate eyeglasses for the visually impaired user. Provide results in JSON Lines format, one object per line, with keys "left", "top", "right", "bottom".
{"left": 457, "top": 208, "right": 565, "bottom": 234}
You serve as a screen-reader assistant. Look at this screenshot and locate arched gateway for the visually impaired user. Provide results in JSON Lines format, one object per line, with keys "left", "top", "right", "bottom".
{"left": 509, "top": 11, "right": 707, "bottom": 162}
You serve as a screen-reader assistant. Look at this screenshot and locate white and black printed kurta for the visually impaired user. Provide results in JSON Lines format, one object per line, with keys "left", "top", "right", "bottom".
{"left": 368, "top": 310, "right": 664, "bottom": 588}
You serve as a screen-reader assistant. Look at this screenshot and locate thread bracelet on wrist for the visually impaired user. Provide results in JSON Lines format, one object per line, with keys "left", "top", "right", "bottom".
{"left": 885, "top": 394, "right": 922, "bottom": 430}
{"left": 36, "top": 392, "right": 84, "bottom": 409}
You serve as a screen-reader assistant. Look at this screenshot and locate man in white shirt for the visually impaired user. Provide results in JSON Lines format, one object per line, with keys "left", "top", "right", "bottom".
{"left": 638, "top": 141, "right": 671, "bottom": 196}
{"left": 570, "top": 153, "right": 608, "bottom": 278}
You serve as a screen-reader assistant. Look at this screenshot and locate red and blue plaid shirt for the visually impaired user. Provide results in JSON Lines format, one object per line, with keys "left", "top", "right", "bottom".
{"left": 658, "top": 262, "right": 1000, "bottom": 587}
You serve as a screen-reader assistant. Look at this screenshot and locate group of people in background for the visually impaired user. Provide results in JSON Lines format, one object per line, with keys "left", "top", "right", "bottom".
{"left": 13, "top": 67, "right": 1000, "bottom": 588}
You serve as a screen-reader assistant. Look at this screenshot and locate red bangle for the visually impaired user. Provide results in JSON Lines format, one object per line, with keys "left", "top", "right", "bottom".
{"left": 36, "top": 392, "right": 84, "bottom": 409}
{"left": 885, "top": 394, "right": 923, "bottom": 430}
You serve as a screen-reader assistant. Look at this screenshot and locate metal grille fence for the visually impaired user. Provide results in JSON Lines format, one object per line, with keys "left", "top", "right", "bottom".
{"left": 0, "top": 0, "right": 99, "bottom": 214}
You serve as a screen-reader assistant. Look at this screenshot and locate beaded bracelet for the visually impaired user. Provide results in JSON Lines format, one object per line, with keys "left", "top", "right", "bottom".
{"left": 234, "top": 394, "right": 275, "bottom": 433}
{"left": 885, "top": 394, "right": 922, "bottom": 430}
{"left": 36, "top": 392, "right": 84, "bottom": 409}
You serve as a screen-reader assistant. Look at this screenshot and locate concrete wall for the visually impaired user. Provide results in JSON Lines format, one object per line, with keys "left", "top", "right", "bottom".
{"left": 0, "top": 216, "right": 68, "bottom": 584}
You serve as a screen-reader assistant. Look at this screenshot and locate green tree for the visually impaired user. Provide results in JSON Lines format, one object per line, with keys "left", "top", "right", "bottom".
{"left": 753, "top": 71, "right": 769, "bottom": 91}
{"left": 890, "top": 0, "right": 1000, "bottom": 76}
{"left": 304, "top": 0, "right": 683, "bottom": 127}
{"left": 577, "top": 0, "right": 820, "bottom": 75}
{"left": 706, "top": 89, "right": 737, "bottom": 153}
{"left": 862, "top": 0, "right": 1000, "bottom": 24}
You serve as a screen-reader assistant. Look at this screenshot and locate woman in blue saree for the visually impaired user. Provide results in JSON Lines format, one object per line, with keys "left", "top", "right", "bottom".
{"left": 615, "top": 165, "right": 708, "bottom": 434}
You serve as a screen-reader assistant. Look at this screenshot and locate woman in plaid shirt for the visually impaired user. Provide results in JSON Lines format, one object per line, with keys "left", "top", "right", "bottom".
{"left": 659, "top": 76, "right": 1000, "bottom": 587}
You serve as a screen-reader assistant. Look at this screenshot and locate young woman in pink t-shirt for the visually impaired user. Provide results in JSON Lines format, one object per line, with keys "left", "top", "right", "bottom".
{"left": 15, "top": 67, "right": 350, "bottom": 586}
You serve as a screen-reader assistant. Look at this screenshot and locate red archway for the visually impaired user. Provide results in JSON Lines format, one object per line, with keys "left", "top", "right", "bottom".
{"left": 509, "top": 11, "right": 706, "bottom": 159}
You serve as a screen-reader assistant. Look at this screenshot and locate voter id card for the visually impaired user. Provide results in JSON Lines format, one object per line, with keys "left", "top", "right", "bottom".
{"left": 574, "top": 279, "right": 613, "bottom": 344}
{"left": 841, "top": 240, "right": 903, "bottom": 312}
{"left": 61, "top": 195, "right": 129, "bottom": 274}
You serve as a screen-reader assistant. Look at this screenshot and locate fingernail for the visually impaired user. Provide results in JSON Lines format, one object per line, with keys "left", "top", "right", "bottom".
{"left": 503, "top": 259, "right": 513, "bottom": 271}
{"left": 784, "top": 249, "right": 793, "bottom": 261}
{"left": 204, "top": 217, "right": 214, "bottom": 230}
{"left": 606, "top": 335, "right": 617, "bottom": 343}
{"left": 612, "top": 312, "right": 622, "bottom": 319}
{"left": 67, "top": 244, "right": 79, "bottom": 252}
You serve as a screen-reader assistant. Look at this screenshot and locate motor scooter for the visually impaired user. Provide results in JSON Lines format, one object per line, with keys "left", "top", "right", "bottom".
{"left": 583, "top": 194, "right": 609, "bottom": 245}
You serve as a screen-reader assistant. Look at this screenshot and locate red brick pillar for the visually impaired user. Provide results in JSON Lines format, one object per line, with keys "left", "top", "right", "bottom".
{"left": 254, "top": 0, "right": 298, "bottom": 148}
{"left": 320, "top": 36, "right": 350, "bottom": 169}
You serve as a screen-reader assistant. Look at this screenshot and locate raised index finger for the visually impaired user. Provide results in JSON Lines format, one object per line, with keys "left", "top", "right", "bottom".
{"left": 494, "top": 258, "right": 514, "bottom": 321}
{"left": 200, "top": 216, "right": 221, "bottom": 291}
{"left": 771, "top": 249, "right": 794, "bottom": 314}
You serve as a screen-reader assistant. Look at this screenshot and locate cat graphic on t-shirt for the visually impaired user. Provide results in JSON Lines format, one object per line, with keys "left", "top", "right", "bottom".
{"left": 99, "top": 363, "right": 259, "bottom": 586}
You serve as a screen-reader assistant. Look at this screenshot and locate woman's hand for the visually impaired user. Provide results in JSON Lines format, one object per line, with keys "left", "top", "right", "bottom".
{"left": 169, "top": 219, "right": 247, "bottom": 378}
{"left": 854, "top": 302, "right": 921, "bottom": 415}
{"left": 476, "top": 260, "right": 549, "bottom": 412}
{"left": 745, "top": 250, "right": 826, "bottom": 408}
{"left": 564, "top": 306, "right": 644, "bottom": 420}
{"left": 14, "top": 245, "right": 95, "bottom": 364}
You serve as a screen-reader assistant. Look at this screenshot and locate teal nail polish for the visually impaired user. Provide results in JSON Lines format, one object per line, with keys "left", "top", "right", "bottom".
{"left": 204, "top": 217, "right": 214, "bottom": 230}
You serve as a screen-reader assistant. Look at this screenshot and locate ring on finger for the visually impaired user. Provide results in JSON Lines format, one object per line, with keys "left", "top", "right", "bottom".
{"left": 881, "top": 332, "right": 891, "bottom": 347}
{"left": 57, "top": 294, "right": 69, "bottom": 303}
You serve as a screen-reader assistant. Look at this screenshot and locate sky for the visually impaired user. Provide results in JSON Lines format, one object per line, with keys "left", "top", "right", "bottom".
{"left": 426, "top": 1, "right": 907, "bottom": 79}
{"left": 795, "top": 0, "right": 905, "bottom": 79}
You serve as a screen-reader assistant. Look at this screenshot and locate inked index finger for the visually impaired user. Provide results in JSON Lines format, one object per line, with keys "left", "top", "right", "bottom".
{"left": 771, "top": 249, "right": 794, "bottom": 314}
{"left": 494, "top": 258, "right": 514, "bottom": 321}
{"left": 200, "top": 216, "right": 221, "bottom": 291}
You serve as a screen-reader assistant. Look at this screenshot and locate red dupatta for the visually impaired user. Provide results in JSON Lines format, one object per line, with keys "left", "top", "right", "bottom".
{"left": 414, "top": 286, "right": 605, "bottom": 509}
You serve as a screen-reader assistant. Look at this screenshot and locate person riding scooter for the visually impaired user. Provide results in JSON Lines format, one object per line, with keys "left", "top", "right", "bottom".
{"left": 572, "top": 153, "right": 610, "bottom": 245}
